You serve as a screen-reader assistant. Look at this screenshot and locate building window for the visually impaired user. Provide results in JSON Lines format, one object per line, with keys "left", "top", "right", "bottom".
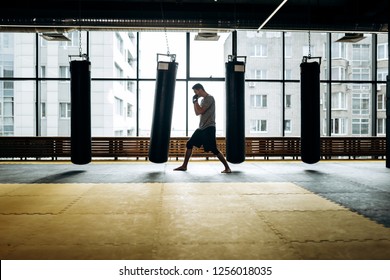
{"left": 115, "top": 97, "right": 123, "bottom": 116}
{"left": 115, "top": 63, "right": 123, "bottom": 77}
{"left": 60, "top": 31, "right": 80, "bottom": 47}
{"left": 352, "top": 93, "right": 369, "bottom": 115}
{"left": 40, "top": 66, "right": 46, "bottom": 79}
{"left": 250, "top": 94, "right": 267, "bottom": 108}
{"left": 127, "top": 51, "right": 135, "bottom": 67}
{"left": 284, "top": 120, "right": 292, "bottom": 133}
{"left": 377, "top": 118, "right": 386, "bottom": 135}
{"left": 3, "top": 67, "right": 13, "bottom": 78}
{"left": 285, "top": 94, "right": 291, "bottom": 108}
{"left": 127, "top": 81, "right": 135, "bottom": 92}
{"left": 352, "top": 68, "right": 370, "bottom": 81}
{"left": 3, "top": 81, "right": 14, "bottom": 97}
{"left": 114, "top": 130, "right": 123, "bottom": 136}
{"left": 332, "top": 42, "right": 346, "bottom": 59}
{"left": 253, "top": 44, "right": 268, "bottom": 57}
{"left": 70, "top": 31, "right": 81, "bottom": 47}
{"left": 59, "top": 66, "right": 70, "bottom": 79}
{"left": 377, "top": 43, "right": 388, "bottom": 60}
{"left": 2, "top": 97, "right": 13, "bottom": 116}
{"left": 127, "top": 103, "right": 133, "bottom": 118}
{"left": 377, "top": 94, "right": 385, "bottom": 110}
{"left": 352, "top": 118, "right": 369, "bottom": 135}
{"left": 41, "top": 103, "right": 46, "bottom": 118}
{"left": 128, "top": 32, "right": 136, "bottom": 44}
{"left": 127, "top": 129, "right": 135, "bottom": 136}
{"left": 250, "top": 119, "right": 267, "bottom": 133}
{"left": 285, "top": 69, "right": 292, "bottom": 80}
{"left": 352, "top": 44, "right": 370, "bottom": 65}
{"left": 115, "top": 63, "right": 124, "bottom": 85}
{"left": 377, "top": 70, "right": 388, "bottom": 81}
{"left": 331, "top": 67, "right": 346, "bottom": 80}
{"left": 253, "top": 69, "right": 267, "bottom": 79}
{"left": 116, "top": 33, "right": 124, "bottom": 54}
{"left": 59, "top": 103, "right": 71, "bottom": 119}
{"left": 331, "top": 118, "right": 347, "bottom": 135}
{"left": 332, "top": 92, "right": 347, "bottom": 109}
{"left": 0, "top": 99, "right": 14, "bottom": 135}
{"left": 0, "top": 33, "right": 12, "bottom": 49}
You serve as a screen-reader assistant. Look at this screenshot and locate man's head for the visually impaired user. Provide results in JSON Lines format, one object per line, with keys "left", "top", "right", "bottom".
{"left": 192, "top": 83, "right": 205, "bottom": 97}
{"left": 192, "top": 83, "right": 204, "bottom": 91}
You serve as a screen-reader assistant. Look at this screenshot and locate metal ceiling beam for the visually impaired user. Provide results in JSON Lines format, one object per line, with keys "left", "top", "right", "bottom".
{"left": 0, "top": 0, "right": 388, "bottom": 32}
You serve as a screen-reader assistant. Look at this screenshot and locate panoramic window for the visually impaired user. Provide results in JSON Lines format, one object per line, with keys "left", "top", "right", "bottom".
{"left": 0, "top": 30, "right": 387, "bottom": 139}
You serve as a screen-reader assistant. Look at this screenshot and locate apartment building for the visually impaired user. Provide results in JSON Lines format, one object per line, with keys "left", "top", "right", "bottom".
{"left": 0, "top": 31, "right": 137, "bottom": 136}
{"left": 227, "top": 31, "right": 388, "bottom": 137}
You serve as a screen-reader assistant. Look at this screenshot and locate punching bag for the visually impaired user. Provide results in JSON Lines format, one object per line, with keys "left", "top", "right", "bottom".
{"left": 70, "top": 59, "right": 91, "bottom": 165}
{"left": 300, "top": 59, "right": 320, "bottom": 164}
{"left": 148, "top": 58, "right": 178, "bottom": 163}
{"left": 225, "top": 59, "right": 246, "bottom": 164}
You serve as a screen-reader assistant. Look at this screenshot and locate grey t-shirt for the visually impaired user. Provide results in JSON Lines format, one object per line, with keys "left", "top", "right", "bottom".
{"left": 199, "top": 94, "right": 216, "bottom": 130}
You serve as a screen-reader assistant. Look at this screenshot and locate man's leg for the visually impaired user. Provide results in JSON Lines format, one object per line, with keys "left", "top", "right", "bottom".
{"left": 174, "top": 130, "right": 201, "bottom": 171}
{"left": 174, "top": 148, "right": 192, "bottom": 171}
{"left": 216, "top": 152, "right": 231, "bottom": 173}
{"left": 205, "top": 127, "right": 231, "bottom": 173}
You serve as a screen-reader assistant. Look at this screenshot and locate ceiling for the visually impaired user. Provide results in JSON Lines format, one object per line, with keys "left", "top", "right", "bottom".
{"left": 0, "top": 0, "right": 388, "bottom": 33}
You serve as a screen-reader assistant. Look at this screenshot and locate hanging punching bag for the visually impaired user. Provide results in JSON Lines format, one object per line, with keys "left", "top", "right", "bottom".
{"left": 70, "top": 59, "right": 91, "bottom": 165}
{"left": 148, "top": 56, "right": 178, "bottom": 163}
{"left": 300, "top": 58, "right": 321, "bottom": 164}
{"left": 225, "top": 57, "right": 246, "bottom": 164}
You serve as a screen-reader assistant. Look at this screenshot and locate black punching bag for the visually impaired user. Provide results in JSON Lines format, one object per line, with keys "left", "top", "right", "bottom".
{"left": 148, "top": 60, "right": 178, "bottom": 163}
{"left": 300, "top": 60, "right": 320, "bottom": 164}
{"left": 225, "top": 60, "right": 246, "bottom": 164}
{"left": 70, "top": 59, "right": 91, "bottom": 165}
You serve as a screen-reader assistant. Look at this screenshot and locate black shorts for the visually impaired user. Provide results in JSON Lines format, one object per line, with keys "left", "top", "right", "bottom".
{"left": 186, "top": 126, "right": 220, "bottom": 155}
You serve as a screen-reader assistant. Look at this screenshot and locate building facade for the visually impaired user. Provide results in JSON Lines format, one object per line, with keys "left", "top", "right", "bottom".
{"left": 0, "top": 31, "right": 137, "bottom": 137}
{"left": 226, "top": 31, "right": 388, "bottom": 137}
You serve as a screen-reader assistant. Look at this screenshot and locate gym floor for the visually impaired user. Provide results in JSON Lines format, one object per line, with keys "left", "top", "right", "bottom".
{"left": 0, "top": 159, "right": 389, "bottom": 260}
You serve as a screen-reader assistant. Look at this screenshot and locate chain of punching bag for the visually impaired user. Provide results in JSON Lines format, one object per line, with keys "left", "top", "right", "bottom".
{"left": 160, "top": 2, "right": 170, "bottom": 55}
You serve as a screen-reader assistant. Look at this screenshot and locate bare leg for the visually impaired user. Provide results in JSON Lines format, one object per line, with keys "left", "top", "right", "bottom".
{"left": 174, "top": 148, "right": 193, "bottom": 171}
{"left": 216, "top": 152, "right": 231, "bottom": 173}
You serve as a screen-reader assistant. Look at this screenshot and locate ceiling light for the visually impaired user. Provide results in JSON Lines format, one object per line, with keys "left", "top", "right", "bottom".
{"left": 336, "top": 33, "right": 365, "bottom": 43}
{"left": 40, "top": 33, "right": 71, "bottom": 41}
{"left": 194, "top": 32, "right": 220, "bottom": 41}
{"left": 257, "top": 0, "right": 288, "bottom": 32}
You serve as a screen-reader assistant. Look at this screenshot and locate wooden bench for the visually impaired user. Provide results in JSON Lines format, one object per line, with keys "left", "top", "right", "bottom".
{"left": 92, "top": 137, "right": 150, "bottom": 160}
{"left": 320, "top": 137, "right": 386, "bottom": 159}
{"left": 0, "top": 137, "right": 71, "bottom": 160}
{"left": 0, "top": 136, "right": 386, "bottom": 161}
{"left": 245, "top": 137, "right": 301, "bottom": 159}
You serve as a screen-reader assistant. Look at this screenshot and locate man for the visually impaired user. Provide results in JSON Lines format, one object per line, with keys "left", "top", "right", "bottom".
{"left": 174, "top": 83, "right": 231, "bottom": 173}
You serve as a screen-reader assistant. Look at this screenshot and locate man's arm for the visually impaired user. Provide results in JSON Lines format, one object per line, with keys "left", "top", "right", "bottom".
{"left": 194, "top": 95, "right": 212, "bottom": 115}
{"left": 194, "top": 101, "right": 206, "bottom": 115}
